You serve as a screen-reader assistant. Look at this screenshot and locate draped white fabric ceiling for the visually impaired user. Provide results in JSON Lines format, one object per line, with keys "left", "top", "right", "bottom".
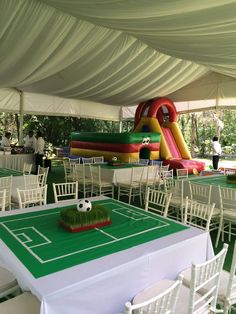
{"left": 1, "top": 0, "right": 236, "bottom": 120}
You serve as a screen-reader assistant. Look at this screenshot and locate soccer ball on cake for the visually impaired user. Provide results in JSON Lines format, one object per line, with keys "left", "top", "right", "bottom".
{"left": 77, "top": 199, "right": 92, "bottom": 212}
{"left": 112, "top": 156, "right": 117, "bottom": 161}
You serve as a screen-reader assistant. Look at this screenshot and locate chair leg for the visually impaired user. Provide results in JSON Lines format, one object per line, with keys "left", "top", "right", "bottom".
{"left": 215, "top": 216, "right": 223, "bottom": 247}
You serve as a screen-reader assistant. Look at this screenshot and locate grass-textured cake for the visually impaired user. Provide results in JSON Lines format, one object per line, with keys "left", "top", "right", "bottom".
{"left": 227, "top": 173, "right": 236, "bottom": 184}
{"left": 59, "top": 204, "right": 111, "bottom": 232}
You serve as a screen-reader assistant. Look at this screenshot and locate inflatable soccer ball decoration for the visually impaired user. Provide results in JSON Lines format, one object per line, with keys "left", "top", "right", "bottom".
{"left": 77, "top": 199, "right": 92, "bottom": 212}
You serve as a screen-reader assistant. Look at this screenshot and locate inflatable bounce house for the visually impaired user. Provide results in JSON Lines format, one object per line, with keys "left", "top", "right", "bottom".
{"left": 134, "top": 97, "right": 205, "bottom": 173}
{"left": 70, "top": 97, "right": 205, "bottom": 173}
{"left": 70, "top": 132, "right": 161, "bottom": 162}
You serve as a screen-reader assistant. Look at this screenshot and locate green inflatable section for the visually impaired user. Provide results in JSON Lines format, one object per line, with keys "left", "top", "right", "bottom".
{"left": 71, "top": 132, "right": 161, "bottom": 144}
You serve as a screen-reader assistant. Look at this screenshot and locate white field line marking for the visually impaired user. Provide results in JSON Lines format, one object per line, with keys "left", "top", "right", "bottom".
{"left": 0, "top": 223, "right": 45, "bottom": 263}
{"left": 1, "top": 201, "right": 171, "bottom": 264}
{"left": 13, "top": 226, "right": 52, "bottom": 248}
{"left": 17, "top": 233, "right": 32, "bottom": 243}
{"left": 94, "top": 228, "right": 117, "bottom": 240}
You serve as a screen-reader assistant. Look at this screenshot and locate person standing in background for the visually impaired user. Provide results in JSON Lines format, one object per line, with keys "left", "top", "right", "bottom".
{"left": 1, "top": 132, "right": 12, "bottom": 148}
{"left": 24, "top": 130, "right": 37, "bottom": 151}
{"left": 35, "top": 131, "right": 45, "bottom": 172}
{"left": 212, "top": 136, "right": 222, "bottom": 170}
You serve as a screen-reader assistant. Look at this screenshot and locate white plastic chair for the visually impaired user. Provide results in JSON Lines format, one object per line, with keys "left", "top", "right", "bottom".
{"left": 176, "top": 168, "right": 189, "bottom": 180}
{"left": 90, "top": 165, "right": 114, "bottom": 198}
{"left": 0, "top": 189, "right": 6, "bottom": 211}
{"left": 145, "top": 187, "right": 172, "bottom": 217}
{"left": 0, "top": 176, "right": 12, "bottom": 210}
{"left": 128, "top": 157, "right": 140, "bottom": 164}
{"left": 139, "top": 165, "right": 160, "bottom": 203}
{"left": 117, "top": 167, "right": 144, "bottom": 204}
{"left": 37, "top": 165, "right": 49, "bottom": 185}
{"left": 53, "top": 181, "right": 78, "bottom": 202}
{"left": 167, "top": 179, "right": 184, "bottom": 221}
{"left": 124, "top": 275, "right": 183, "bottom": 314}
{"left": 183, "top": 241, "right": 236, "bottom": 314}
{"left": 0, "top": 292, "right": 40, "bottom": 314}
{"left": 17, "top": 185, "right": 47, "bottom": 208}
{"left": 82, "top": 157, "right": 93, "bottom": 164}
{"left": 63, "top": 159, "right": 74, "bottom": 182}
{"left": 188, "top": 181, "right": 212, "bottom": 204}
{"left": 22, "top": 163, "right": 32, "bottom": 175}
{"left": 93, "top": 156, "right": 104, "bottom": 164}
{"left": 0, "top": 266, "right": 20, "bottom": 299}
{"left": 73, "top": 163, "right": 92, "bottom": 198}
{"left": 184, "top": 197, "right": 215, "bottom": 232}
{"left": 134, "top": 244, "right": 228, "bottom": 314}
{"left": 216, "top": 186, "right": 236, "bottom": 246}
{"left": 23, "top": 174, "right": 45, "bottom": 188}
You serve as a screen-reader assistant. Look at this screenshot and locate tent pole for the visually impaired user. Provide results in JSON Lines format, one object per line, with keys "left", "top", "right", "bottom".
{"left": 119, "top": 107, "right": 123, "bottom": 133}
{"left": 19, "top": 91, "right": 24, "bottom": 146}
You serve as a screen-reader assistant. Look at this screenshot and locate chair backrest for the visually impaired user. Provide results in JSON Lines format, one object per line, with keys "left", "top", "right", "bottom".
{"left": 188, "top": 243, "right": 228, "bottom": 313}
{"left": 0, "top": 189, "right": 6, "bottom": 211}
{"left": 17, "top": 185, "right": 47, "bottom": 208}
{"left": 82, "top": 157, "right": 93, "bottom": 164}
{"left": 63, "top": 159, "right": 72, "bottom": 182}
{"left": 90, "top": 165, "right": 101, "bottom": 183}
{"left": 219, "top": 186, "right": 236, "bottom": 210}
{"left": 128, "top": 157, "right": 140, "bottom": 164}
{"left": 93, "top": 156, "right": 104, "bottom": 164}
{"left": 188, "top": 181, "right": 212, "bottom": 204}
{"left": 225, "top": 241, "right": 236, "bottom": 305}
{"left": 124, "top": 275, "right": 183, "bottom": 314}
{"left": 69, "top": 157, "right": 80, "bottom": 164}
{"left": 23, "top": 174, "right": 45, "bottom": 188}
{"left": 184, "top": 197, "right": 215, "bottom": 232}
{"left": 37, "top": 166, "right": 49, "bottom": 185}
{"left": 0, "top": 176, "right": 12, "bottom": 209}
{"left": 145, "top": 187, "right": 172, "bottom": 217}
{"left": 161, "top": 169, "right": 173, "bottom": 180}
{"left": 139, "top": 159, "right": 149, "bottom": 165}
{"left": 22, "top": 163, "right": 33, "bottom": 175}
{"left": 176, "top": 168, "right": 188, "bottom": 180}
{"left": 53, "top": 182, "right": 78, "bottom": 202}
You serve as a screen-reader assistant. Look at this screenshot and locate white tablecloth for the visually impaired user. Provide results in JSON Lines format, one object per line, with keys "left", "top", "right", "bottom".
{"left": 0, "top": 197, "right": 213, "bottom": 314}
{"left": 0, "top": 154, "right": 35, "bottom": 171}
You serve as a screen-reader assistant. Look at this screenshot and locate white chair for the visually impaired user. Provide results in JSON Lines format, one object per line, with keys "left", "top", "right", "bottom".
{"left": 145, "top": 187, "right": 172, "bottom": 217}
{"left": 68, "top": 157, "right": 80, "bottom": 164}
{"left": 216, "top": 186, "right": 236, "bottom": 246}
{"left": 124, "top": 275, "right": 183, "bottom": 314}
{"left": 82, "top": 157, "right": 93, "bottom": 164}
{"left": 63, "top": 159, "right": 74, "bottom": 182}
{"left": 167, "top": 180, "right": 184, "bottom": 221}
{"left": 23, "top": 173, "right": 45, "bottom": 188}
{"left": 93, "top": 156, "right": 104, "bottom": 164}
{"left": 0, "top": 176, "right": 12, "bottom": 210}
{"left": 0, "top": 292, "right": 40, "bottom": 314}
{"left": 53, "top": 181, "right": 78, "bottom": 202}
{"left": 139, "top": 165, "right": 160, "bottom": 203}
{"left": 184, "top": 241, "right": 236, "bottom": 314}
{"left": 133, "top": 244, "right": 228, "bottom": 314}
{"left": 184, "top": 197, "right": 215, "bottom": 232}
{"left": 0, "top": 189, "right": 6, "bottom": 211}
{"left": 188, "top": 181, "right": 212, "bottom": 204}
{"left": 17, "top": 185, "right": 47, "bottom": 209}
{"left": 22, "top": 163, "right": 32, "bottom": 175}
{"left": 37, "top": 165, "right": 49, "bottom": 185}
{"left": 117, "top": 167, "right": 144, "bottom": 204}
{"left": 0, "top": 266, "right": 20, "bottom": 299}
{"left": 128, "top": 157, "right": 140, "bottom": 164}
{"left": 176, "top": 168, "right": 189, "bottom": 180}
{"left": 139, "top": 158, "right": 149, "bottom": 165}
{"left": 90, "top": 165, "right": 114, "bottom": 198}
{"left": 73, "top": 163, "right": 93, "bottom": 198}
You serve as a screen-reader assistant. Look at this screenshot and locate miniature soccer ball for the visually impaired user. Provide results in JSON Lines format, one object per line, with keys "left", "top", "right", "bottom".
{"left": 77, "top": 199, "right": 92, "bottom": 212}
{"left": 112, "top": 156, "right": 117, "bottom": 161}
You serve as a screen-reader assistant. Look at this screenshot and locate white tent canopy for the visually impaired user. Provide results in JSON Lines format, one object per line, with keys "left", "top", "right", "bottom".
{"left": 2, "top": 0, "right": 236, "bottom": 120}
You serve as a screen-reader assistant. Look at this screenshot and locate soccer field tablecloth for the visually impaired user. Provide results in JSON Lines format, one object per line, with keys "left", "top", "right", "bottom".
{"left": 0, "top": 199, "right": 188, "bottom": 278}
{"left": 0, "top": 168, "right": 22, "bottom": 177}
{"left": 190, "top": 175, "right": 236, "bottom": 189}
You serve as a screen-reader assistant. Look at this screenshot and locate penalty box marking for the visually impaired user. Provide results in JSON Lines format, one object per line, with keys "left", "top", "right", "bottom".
{"left": 0, "top": 202, "right": 171, "bottom": 264}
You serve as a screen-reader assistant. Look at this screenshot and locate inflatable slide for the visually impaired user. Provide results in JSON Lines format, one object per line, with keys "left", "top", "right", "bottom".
{"left": 134, "top": 98, "right": 205, "bottom": 173}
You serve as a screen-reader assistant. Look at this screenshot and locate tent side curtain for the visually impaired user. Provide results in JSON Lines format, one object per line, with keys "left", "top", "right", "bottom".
{"left": 0, "top": 89, "right": 121, "bottom": 121}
